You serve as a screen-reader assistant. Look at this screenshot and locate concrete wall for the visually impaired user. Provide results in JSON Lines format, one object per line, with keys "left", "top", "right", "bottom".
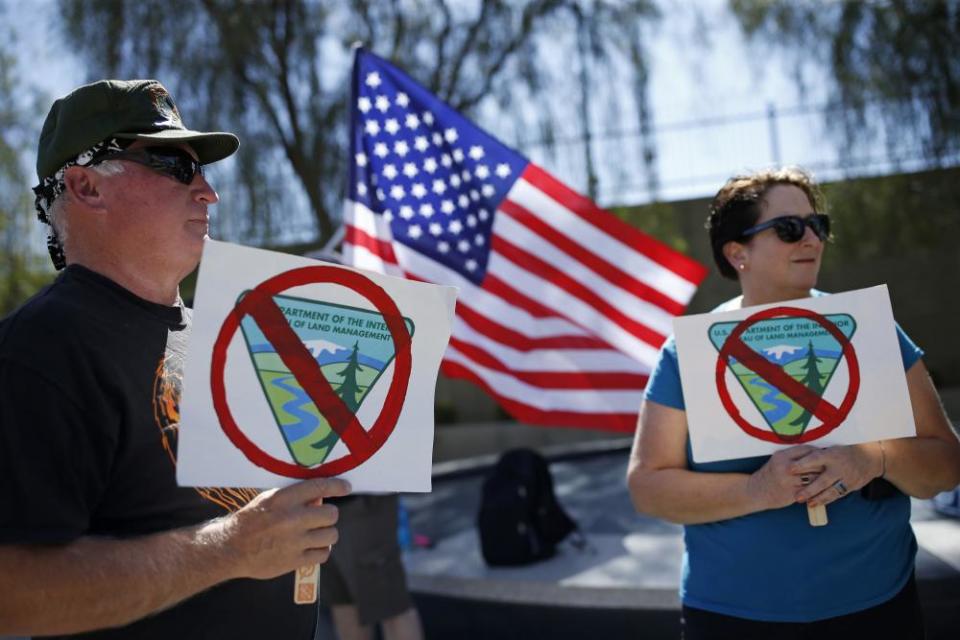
{"left": 431, "top": 420, "right": 622, "bottom": 463}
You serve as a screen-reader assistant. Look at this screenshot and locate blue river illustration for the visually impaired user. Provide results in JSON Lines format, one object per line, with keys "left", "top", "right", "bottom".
{"left": 272, "top": 375, "right": 321, "bottom": 442}
{"left": 748, "top": 377, "right": 793, "bottom": 424}
{"left": 708, "top": 314, "right": 857, "bottom": 437}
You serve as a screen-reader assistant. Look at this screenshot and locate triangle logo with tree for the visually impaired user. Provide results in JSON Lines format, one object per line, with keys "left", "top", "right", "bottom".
{"left": 237, "top": 292, "right": 414, "bottom": 467}
{"left": 708, "top": 314, "right": 856, "bottom": 439}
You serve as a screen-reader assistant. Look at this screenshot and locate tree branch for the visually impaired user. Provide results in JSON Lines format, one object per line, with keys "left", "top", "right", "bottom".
{"left": 454, "top": 0, "right": 564, "bottom": 112}
{"left": 442, "top": 0, "right": 492, "bottom": 101}
{"left": 389, "top": 0, "right": 407, "bottom": 62}
{"left": 350, "top": 0, "right": 376, "bottom": 45}
{"left": 429, "top": 0, "right": 454, "bottom": 92}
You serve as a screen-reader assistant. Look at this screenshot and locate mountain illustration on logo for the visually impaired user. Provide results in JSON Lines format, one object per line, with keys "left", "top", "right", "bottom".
{"left": 708, "top": 314, "right": 856, "bottom": 439}
{"left": 237, "top": 292, "right": 414, "bottom": 467}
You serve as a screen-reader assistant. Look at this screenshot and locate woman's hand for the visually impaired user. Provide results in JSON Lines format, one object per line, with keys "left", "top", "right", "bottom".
{"left": 791, "top": 443, "right": 883, "bottom": 508}
{"left": 745, "top": 445, "right": 819, "bottom": 511}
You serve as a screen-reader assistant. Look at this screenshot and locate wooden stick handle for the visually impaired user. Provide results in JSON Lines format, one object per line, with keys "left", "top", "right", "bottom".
{"left": 807, "top": 503, "right": 828, "bottom": 527}
{"left": 294, "top": 495, "right": 325, "bottom": 604}
{"left": 294, "top": 564, "right": 320, "bottom": 604}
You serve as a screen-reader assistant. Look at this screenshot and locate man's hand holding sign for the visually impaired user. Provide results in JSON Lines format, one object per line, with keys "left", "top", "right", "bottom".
{"left": 1, "top": 79, "right": 417, "bottom": 637}
{"left": 179, "top": 239, "right": 456, "bottom": 603}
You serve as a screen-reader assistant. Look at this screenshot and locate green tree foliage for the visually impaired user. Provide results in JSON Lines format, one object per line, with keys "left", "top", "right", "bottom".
{"left": 335, "top": 341, "right": 364, "bottom": 412}
{"left": 790, "top": 340, "right": 824, "bottom": 428}
{"left": 57, "top": 0, "right": 660, "bottom": 247}
{"left": 797, "top": 341, "right": 825, "bottom": 393}
{"left": 610, "top": 201, "right": 692, "bottom": 254}
{"left": 0, "top": 11, "right": 53, "bottom": 315}
{"left": 820, "top": 169, "right": 960, "bottom": 263}
{"left": 730, "top": 0, "right": 960, "bottom": 162}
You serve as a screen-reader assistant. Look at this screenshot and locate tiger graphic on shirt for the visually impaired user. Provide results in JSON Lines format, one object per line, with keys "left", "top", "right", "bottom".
{"left": 152, "top": 345, "right": 259, "bottom": 511}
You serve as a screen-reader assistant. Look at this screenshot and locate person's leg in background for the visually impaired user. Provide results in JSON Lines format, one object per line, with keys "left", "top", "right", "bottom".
{"left": 321, "top": 495, "right": 423, "bottom": 640}
{"left": 329, "top": 605, "right": 422, "bottom": 640}
{"left": 329, "top": 605, "right": 372, "bottom": 640}
{"left": 379, "top": 607, "right": 423, "bottom": 640}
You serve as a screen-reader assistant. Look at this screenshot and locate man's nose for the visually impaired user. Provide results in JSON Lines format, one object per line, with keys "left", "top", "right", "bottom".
{"left": 193, "top": 173, "right": 220, "bottom": 204}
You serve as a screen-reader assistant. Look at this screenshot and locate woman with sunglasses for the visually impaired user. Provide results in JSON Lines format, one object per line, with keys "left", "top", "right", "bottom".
{"left": 627, "top": 167, "right": 960, "bottom": 639}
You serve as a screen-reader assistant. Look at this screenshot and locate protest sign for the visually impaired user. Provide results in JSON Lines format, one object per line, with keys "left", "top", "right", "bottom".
{"left": 177, "top": 239, "right": 457, "bottom": 492}
{"left": 674, "top": 286, "right": 914, "bottom": 464}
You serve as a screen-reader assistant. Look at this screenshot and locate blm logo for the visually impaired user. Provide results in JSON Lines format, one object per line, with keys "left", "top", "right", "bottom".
{"left": 237, "top": 292, "right": 414, "bottom": 467}
{"left": 709, "top": 314, "right": 856, "bottom": 440}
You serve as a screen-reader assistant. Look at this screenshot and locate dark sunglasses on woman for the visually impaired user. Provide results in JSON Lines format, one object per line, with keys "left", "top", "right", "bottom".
{"left": 740, "top": 213, "right": 831, "bottom": 243}
{"left": 94, "top": 146, "right": 204, "bottom": 185}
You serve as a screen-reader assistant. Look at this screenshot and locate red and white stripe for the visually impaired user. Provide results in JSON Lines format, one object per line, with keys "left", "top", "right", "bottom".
{"left": 344, "top": 163, "right": 706, "bottom": 432}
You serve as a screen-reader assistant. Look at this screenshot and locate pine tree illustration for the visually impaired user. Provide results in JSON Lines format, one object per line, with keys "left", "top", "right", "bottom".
{"left": 335, "top": 341, "right": 364, "bottom": 413}
{"left": 790, "top": 340, "right": 825, "bottom": 428}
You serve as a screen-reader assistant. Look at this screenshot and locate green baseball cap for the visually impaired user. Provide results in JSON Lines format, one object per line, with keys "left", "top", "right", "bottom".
{"left": 36, "top": 79, "right": 239, "bottom": 181}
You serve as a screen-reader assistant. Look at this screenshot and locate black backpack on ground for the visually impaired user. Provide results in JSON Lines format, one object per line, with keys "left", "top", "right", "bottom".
{"left": 477, "top": 448, "right": 579, "bottom": 566}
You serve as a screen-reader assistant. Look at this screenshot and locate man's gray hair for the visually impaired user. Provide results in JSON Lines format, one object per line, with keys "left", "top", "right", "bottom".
{"left": 46, "top": 160, "right": 126, "bottom": 253}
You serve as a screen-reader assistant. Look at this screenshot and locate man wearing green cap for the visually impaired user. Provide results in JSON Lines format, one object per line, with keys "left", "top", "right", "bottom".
{"left": 0, "top": 79, "right": 351, "bottom": 638}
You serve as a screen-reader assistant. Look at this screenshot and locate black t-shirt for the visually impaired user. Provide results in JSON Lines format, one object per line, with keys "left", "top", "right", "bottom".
{"left": 0, "top": 265, "right": 316, "bottom": 639}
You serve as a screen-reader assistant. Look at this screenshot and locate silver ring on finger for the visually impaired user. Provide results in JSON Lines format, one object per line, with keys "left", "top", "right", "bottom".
{"left": 833, "top": 480, "right": 848, "bottom": 497}
{"left": 800, "top": 475, "right": 813, "bottom": 486}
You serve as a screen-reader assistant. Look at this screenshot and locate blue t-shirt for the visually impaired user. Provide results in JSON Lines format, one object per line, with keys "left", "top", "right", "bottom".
{"left": 644, "top": 299, "right": 923, "bottom": 622}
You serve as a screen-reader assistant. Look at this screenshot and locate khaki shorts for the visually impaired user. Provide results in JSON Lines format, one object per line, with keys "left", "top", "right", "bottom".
{"left": 321, "top": 494, "right": 413, "bottom": 625}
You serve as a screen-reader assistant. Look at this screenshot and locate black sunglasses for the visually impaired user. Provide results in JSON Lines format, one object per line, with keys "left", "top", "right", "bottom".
{"left": 740, "top": 213, "right": 831, "bottom": 243}
{"left": 94, "top": 146, "right": 204, "bottom": 185}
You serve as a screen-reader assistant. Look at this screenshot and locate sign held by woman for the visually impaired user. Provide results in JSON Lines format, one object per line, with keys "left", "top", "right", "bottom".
{"left": 675, "top": 285, "right": 914, "bottom": 464}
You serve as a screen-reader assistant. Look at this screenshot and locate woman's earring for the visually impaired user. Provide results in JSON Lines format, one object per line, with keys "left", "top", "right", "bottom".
{"left": 738, "top": 263, "right": 745, "bottom": 271}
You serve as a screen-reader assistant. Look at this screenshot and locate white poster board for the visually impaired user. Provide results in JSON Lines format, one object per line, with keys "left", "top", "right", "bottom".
{"left": 177, "top": 239, "right": 457, "bottom": 492}
{"left": 674, "top": 286, "right": 915, "bottom": 463}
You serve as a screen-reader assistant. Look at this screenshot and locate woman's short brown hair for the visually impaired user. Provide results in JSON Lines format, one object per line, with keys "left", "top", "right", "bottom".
{"left": 706, "top": 167, "right": 826, "bottom": 279}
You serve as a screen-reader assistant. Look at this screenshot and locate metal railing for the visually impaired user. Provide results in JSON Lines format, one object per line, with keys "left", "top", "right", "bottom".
{"left": 519, "top": 98, "right": 960, "bottom": 206}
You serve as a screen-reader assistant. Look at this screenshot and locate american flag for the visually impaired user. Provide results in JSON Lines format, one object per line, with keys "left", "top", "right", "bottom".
{"left": 342, "top": 48, "right": 707, "bottom": 431}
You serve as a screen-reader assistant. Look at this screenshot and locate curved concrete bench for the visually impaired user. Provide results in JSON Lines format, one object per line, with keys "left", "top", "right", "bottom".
{"left": 403, "top": 439, "right": 960, "bottom": 639}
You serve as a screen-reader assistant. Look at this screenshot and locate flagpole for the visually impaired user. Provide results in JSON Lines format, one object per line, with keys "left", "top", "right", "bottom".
{"left": 307, "top": 222, "right": 345, "bottom": 263}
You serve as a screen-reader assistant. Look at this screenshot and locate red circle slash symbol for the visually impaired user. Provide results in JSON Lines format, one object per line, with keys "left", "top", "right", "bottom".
{"left": 715, "top": 306, "right": 860, "bottom": 444}
{"left": 210, "top": 266, "right": 412, "bottom": 477}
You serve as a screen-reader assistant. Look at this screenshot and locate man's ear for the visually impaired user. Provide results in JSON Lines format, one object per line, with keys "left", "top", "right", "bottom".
{"left": 62, "top": 166, "right": 107, "bottom": 211}
{"left": 722, "top": 240, "right": 747, "bottom": 272}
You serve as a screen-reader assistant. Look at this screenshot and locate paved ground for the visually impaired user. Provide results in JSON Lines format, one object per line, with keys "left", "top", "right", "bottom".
{"left": 399, "top": 440, "right": 960, "bottom": 639}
